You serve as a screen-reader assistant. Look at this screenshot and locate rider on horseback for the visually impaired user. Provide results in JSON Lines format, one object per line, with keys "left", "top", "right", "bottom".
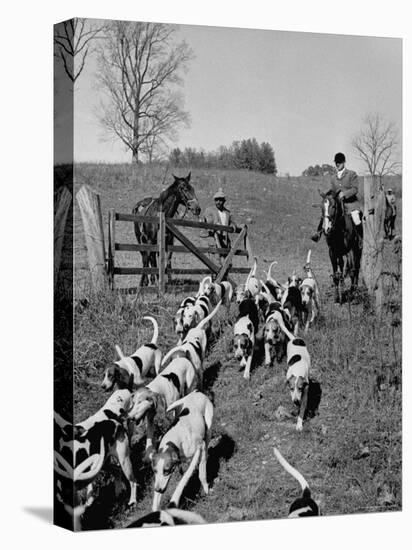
{"left": 311, "top": 152, "right": 363, "bottom": 245}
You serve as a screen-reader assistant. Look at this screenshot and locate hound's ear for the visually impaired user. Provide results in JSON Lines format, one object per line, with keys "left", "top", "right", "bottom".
{"left": 153, "top": 393, "right": 166, "bottom": 416}
{"left": 172, "top": 174, "right": 177, "bottom": 180}
{"left": 166, "top": 442, "right": 181, "bottom": 465}
{"left": 187, "top": 171, "right": 191, "bottom": 182}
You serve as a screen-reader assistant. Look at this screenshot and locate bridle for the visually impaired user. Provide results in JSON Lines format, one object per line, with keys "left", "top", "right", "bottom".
{"left": 178, "top": 182, "right": 198, "bottom": 213}
{"left": 323, "top": 195, "right": 340, "bottom": 234}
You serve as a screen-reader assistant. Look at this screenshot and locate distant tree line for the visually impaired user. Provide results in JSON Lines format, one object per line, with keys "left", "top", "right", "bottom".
{"left": 169, "top": 138, "right": 277, "bottom": 174}
{"left": 301, "top": 164, "right": 335, "bottom": 177}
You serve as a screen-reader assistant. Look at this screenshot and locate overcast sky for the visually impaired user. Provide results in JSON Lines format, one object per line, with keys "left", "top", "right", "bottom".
{"left": 71, "top": 21, "right": 402, "bottom": 175}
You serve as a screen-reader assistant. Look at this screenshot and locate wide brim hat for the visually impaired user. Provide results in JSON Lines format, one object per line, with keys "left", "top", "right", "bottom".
{"left": 213, "top": 188, "right": 226, "bottom": 200}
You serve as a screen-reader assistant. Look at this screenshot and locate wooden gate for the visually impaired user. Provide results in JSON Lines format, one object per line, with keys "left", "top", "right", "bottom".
{"left": 107, "top": 209, "right": 253, "bottom": 294}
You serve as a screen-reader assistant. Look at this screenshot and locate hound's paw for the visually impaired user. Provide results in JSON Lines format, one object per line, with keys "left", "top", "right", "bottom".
{"left": 296, "top": 421, "right": 303, "bottom": 432}
{"left": 243, "top": 373, "right": 250, "bottom": 380}
{"left": 264, "top": 362, "right": 271, "bottom": 368}
{"left": 127, "top": 501, "right": 137, "bottom": 510}
{"left": 203, "top": 484, "right": 209, "bottom": 495}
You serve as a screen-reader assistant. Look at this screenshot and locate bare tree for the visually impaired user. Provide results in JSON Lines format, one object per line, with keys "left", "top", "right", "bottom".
{"left": 96, "top": 21, "right": 193, "bottom": 163}
{"left": 54, "top": 18, "right": 106, "bottom": 83}
{"left": 352, "top": 113, "right": 401, "bottom": 177}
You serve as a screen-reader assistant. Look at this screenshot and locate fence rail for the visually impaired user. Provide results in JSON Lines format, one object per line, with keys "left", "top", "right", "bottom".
{"left": 108, "top": 208, "right": 251, "bottom": 294}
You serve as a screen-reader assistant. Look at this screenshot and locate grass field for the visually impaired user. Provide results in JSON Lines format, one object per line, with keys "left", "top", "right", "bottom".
{"left": 63, "top": 164, "right": 402, "bottom": 529}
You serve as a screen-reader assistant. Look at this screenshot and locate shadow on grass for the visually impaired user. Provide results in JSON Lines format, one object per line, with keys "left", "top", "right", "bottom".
{"left": 179, "top": 433, "right": 236, "bottom": 509}
{"left": 82, "top": 435, "right": 153, "bottom": 531}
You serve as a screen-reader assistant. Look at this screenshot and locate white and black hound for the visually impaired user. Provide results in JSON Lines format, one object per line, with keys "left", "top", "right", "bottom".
{"left": 127, "top": 507, "right": 206, "bottom": 528}
{"left": 263, "top": 302, "right": 291, "bottom": 366}
{"left": 273, "top": 447, "right": 320, "bottom": 517}
{"left": 235, "top": 257, "right": 261, "bottom": 303}
{"left": 264, "top": 260, "right": 287, "bottom": 302}
{"left": 182, "top": 295, "right": 211, "bottom": 334}
{"left": 101, "top": 316, "right": 162, "bottom": 391}
{"left": 127, "top": 357, "right": 198, "bottom": 451}
{"left": 54, "top": 390, "right": 136, "bottom": 530}
{"left": 160, "top": 301, "right": 222, "bottom": 385}
{"left": 174, "top": 296, "right": 196, "bottom": 344}
{"left": 199, "top": 275, "right": 233, "bottom": 309}
{"left": 281, "top": 284, "right": 303, "bottom": 336}
{"left": 268, "top": 310, "right": 310, "bottom": 431}
{"left": 150, "top": 391, "right": 214, "bottom": 511}
{"left": 233, "top": 297, "right": 260, "bottom": 380}
{"left": 300, "top": 250, "right": 320, "bottom": 333}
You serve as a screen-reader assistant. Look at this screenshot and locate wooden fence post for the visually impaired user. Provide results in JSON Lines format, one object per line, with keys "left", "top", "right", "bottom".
{"left": 158, "top": 210, "right": 166, "bottom": 294}
{"left": 76, "top": 185, "right": 107, "bottom": 291}
{"left": 54, "top": 186, "right": 72, "bottom": 288}
{"left": 361, "top": 174, "right": 385, "bottom": 314}
{"left": 107, "top": 208, "right": 116, "bottom": 290}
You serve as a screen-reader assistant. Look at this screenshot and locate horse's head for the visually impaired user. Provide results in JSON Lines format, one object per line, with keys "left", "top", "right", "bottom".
{"left": 173, "top": 172, "right": 201, "bottom": 216}
{"left": 319, "top": 190, "right": 340, "bottom": 236}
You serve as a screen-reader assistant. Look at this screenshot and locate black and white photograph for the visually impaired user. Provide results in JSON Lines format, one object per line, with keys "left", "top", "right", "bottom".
{"left": 52, "top": 15, "right": 403, "bottom": 532}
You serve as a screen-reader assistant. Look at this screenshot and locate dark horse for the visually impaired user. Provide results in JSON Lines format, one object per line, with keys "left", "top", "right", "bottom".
{"left": 320, "top": 190, "right": 362, "bottom": 303}
{"left": 133, "top": 172, "right": 201, "bottom": 286}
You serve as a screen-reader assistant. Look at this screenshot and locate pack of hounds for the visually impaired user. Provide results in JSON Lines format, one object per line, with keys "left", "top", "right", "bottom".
{"left": 54, "top": 250, "right": 322, "bottom": 530}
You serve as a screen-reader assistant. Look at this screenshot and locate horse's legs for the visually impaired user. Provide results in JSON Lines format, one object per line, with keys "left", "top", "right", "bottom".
{"left": 149, "top": 251, "right": 157, "bottom": 286}
{"left": 140, "top": 252, "right": 149, "bottom": 287}
{"left": 329, "top": 249, "right": 341, "bottom": 303}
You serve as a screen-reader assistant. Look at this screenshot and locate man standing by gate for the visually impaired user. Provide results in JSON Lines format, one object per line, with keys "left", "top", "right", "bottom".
{"left": 202, "top": 188, "right": 237, "bottom": 266}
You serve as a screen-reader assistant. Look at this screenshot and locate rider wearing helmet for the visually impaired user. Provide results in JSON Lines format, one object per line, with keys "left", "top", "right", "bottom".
{"left": 311, "top": 152, "right": 363, "bottom": 244}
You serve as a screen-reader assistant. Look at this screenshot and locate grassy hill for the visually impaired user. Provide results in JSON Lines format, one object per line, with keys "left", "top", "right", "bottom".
{"left": 65, "top": 164, "right": 401, "bottom": 529}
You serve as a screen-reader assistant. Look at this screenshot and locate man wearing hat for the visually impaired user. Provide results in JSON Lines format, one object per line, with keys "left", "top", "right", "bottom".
{"left": 311, "top": 152, "right": 363, "bottom": 243}
{"left": 203, "top": 188, "right": 237, "bottom": 266}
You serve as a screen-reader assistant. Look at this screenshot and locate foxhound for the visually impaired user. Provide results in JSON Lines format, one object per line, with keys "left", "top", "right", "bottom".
{"left": 160, "top": 301, "right": 222, "bottom": 385}
{"left": 174, "top": 296, "right": 196, "bottom": 344}
{"left": 128, "top": 357, "right": 198, "bottom": 451}
{"left": 268, "top": 311, "right": 310, "bottom": 431}
{"left": 101, "top": 317, "right": 162, "bottom": 391}
{"left": 235, "top": 257, "right": 261, "bottom": 303}
{"left": 233, "top": 297, "right": 260, "bottom": 380}
{"left": 281, "top": 286, "right": 303, "bottom": 336}
{"left": 300, "top": 250, "right": 320, "bottom": 333}
{"left": 150, "top": 391, "right": 213, "bottom": 511}
{"left": 182, "top": 295, "right": 211, "bottom": 333}
{"left": 200, "top": 276, "right": 233, "bottom": 308}
{"left": 273, "top": 447, "right": 319, "bottom": 517}
{"left": 263, "top": 302, "right": 291, "bottom": 366}
{"left": 54, "top": 390, "right": 136, "bottom": 530}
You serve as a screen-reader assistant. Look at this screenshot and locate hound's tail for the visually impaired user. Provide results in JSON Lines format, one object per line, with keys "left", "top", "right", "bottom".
{"left": 197, "top": 299, "right": 222, "bottom": 330}
{"left": 306, "top": 249, "right": 312, "bottom": 266}
{"left": 143, "top": 316, "right": 159, "bottom": 345}
{"left": 267, "top": 260, "right": 277, "bottom": 281}
{"left": 115, "top": 345, "right": 125, "bottom": 359}
{"left": 273, "top": 447, "right": 309, "bottom": 494}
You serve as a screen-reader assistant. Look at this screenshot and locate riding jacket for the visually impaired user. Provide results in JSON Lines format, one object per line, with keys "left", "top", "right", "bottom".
{"left": 330, "top": 169, "right": 361, "bottom": 212}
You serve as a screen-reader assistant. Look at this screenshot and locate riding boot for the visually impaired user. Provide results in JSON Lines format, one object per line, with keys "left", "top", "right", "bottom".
{"left": 355, "top": 223, "right": 363, "bottom": 249}
{"left": 311, "top": 217, "right": 323, "bottom": 242}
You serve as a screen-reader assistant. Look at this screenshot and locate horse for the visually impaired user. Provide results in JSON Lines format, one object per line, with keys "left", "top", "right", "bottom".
{"left": 319, "top": 190, "right": 362, "bottom": 303}
{"left": 133, "top": 172, "right": 201, "bottom": 286}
